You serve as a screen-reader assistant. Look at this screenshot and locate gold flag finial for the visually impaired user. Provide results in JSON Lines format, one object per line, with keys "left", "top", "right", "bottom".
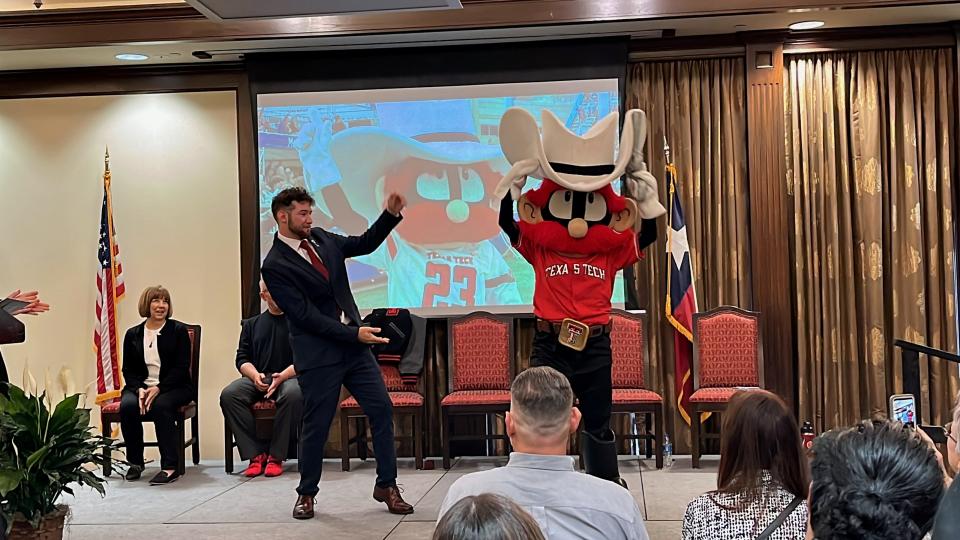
{"left": 104, "top": 146, "right": 110, "bottom": 173}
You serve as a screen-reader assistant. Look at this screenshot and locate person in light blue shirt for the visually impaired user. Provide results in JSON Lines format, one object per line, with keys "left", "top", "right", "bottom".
{"left": 438, "top": 366, "right": 648, "bottom": 540}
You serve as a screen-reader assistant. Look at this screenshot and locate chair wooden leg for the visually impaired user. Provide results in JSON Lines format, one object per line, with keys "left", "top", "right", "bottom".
{"left": 356, "top": 416, "right": 368, "bottom": 461}
{"left": 692, "top": 406, "right": 702, "bottom": 469}
{"left": 192, "top": 415, "right": 200, "bottom": 465}
{"left": 654, "top": 406, "right": 664, "bottom": 470}
{"left": 340, "top": 410, "right": 351, "bottom": 472}
{"left": 102, "top": 416, "right": 113, "bottom": 477}
{"left": 177, "top": 419, "right": 187, "bottom": 476}
{"left": 224, "top": 418, "right": 234, "bottom": 474}
{"left": 414, "top": 410, "right": 424, "bottom": 470}
{"left": 644, "top": 412, "right": 653, "bottom": 459}
{"left": 442, "top": 407, "right": 451, "bottom": 470}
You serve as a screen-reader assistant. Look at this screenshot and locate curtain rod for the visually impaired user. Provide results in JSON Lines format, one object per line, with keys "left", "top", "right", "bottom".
{"left": 629, "top": 46, "right": 744, "bottom": 61}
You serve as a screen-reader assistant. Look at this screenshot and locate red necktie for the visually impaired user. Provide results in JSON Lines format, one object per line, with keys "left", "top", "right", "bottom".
{"left": 299, "top": 240, "right": 329, "bottom": 280}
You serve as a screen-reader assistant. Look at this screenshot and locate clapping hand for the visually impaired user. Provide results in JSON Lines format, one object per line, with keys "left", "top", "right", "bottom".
{"left": 6, "top": 290, "right": 50, "bottom": 316}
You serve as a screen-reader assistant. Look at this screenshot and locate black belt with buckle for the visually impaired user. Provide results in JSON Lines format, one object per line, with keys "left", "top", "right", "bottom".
{"left": 536, "top": 319, "right": 611, "bottom": 338}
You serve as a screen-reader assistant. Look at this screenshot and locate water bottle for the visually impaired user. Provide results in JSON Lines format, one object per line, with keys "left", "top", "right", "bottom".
{"left": 663, "top": 433, "right": 674, "bottom": 468}
{"left": 801, "top": 421, "right": 815, "bottom": 452}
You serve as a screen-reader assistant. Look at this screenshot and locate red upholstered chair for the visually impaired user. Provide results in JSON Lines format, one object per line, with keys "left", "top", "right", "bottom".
{"left": 441, "top": 312, "right": 514, "bottom": 470}
{"left": 101, "top": 324, "right": 201, "bottom": 476}
{"left": 224, "top": 398, "right": 300, "bottom": 473}
{"left": 690, "top": 306, "right": 763, "bottom": 468}
{"left": 338, "top": 364, "right": 424, "bottom": 471}
{"left": 609, "top": 309, "right": 665, "bottom": 469}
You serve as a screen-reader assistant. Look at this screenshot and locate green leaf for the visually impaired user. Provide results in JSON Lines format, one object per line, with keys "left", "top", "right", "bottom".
{"left": 47, "top": 394, "right": 80, "bottom": 434}
{"left": 25, "top": 445, "right": 50, "bottom": 470}
{"left": 0, "top": 469, "right": 23, "bottom": 496}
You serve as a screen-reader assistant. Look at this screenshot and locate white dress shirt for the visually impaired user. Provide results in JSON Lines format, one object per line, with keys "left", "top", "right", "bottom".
{"left": 276, "top": 232, "right": 351, "bottom": 325}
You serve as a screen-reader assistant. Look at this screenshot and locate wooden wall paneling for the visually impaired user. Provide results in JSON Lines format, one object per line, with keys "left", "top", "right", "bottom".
{"left": 744, "top": 40, "right": 796, "bottom": 410}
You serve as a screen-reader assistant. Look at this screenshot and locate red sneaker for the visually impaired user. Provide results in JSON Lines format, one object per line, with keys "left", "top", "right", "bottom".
{"left": 243, "top": 453, "right": 267, "bottom": 477}
{"left": 264, "top": 456, "right": 284, "bottom": 477}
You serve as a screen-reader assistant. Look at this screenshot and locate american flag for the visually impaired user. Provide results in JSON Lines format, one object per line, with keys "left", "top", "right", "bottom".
{"left": 664, "top": 164, "right": 699, "bottom": 425}
{"left": 94, "top": 152, "right": 125, "bottom": 405}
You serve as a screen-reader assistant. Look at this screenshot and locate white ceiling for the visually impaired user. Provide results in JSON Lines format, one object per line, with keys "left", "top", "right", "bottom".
{"left": 0, "top": 3, "right": 958, "bottom": 71}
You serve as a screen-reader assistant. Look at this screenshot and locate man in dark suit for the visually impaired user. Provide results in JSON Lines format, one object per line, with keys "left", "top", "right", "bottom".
{"left": 260, "top": 186, "right": 412, "bottom": 520}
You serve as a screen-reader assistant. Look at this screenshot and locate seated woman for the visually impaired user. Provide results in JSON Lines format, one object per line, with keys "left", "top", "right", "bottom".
{"left": 119, "top": 285, "right": 194, "bottom": 485}
{"left": 682, "top": 390, "right": 809, "bottom": 540}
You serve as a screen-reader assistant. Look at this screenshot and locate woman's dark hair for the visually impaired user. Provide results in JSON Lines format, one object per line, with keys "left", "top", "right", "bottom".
{"left": 433, "top": 494, "right": 545, "bottom": 540}
{"left": 715, "top": 389, "right": 810, "bottom": 505}
{"left": 810, "top": 419, "right": 945, "bottom": 540}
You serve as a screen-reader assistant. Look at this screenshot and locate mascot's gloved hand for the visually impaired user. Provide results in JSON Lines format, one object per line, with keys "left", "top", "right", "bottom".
{"left": 495, "top": 159, "right": 542, "bottom": 200}
{"left": 624, "top": 116, "right": 667, "bottom": 220}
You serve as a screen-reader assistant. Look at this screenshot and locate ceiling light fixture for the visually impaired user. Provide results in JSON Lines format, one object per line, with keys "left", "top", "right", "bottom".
{"left": 115, "top": 53, "right": 150, "bottom": 61}
{"left": 789, "top": 20, "right": 825, "bottom": 31}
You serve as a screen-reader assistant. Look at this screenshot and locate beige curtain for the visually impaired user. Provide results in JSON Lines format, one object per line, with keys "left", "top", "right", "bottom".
{"left": 785, "top": 48, "right": 959, "bottom": 431}
{"left": 628, "top": 58, "right": 752, "bottom": 451}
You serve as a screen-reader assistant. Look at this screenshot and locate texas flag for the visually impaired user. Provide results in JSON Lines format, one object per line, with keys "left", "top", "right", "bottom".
{"left": 664, "top": 164, "right": 699, "bottom": 425}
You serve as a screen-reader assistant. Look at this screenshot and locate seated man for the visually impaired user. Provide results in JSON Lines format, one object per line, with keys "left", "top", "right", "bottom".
{"left": 220, "top": 279, "right": 303, "bottom": 477}
{"left": 438, "top": 366, "right": 648, "bottom": 540}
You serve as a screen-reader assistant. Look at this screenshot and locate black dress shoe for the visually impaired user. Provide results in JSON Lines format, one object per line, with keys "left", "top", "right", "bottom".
{"left": 293, "top": 495, "right": 315, "bottom": 520}
{"left": 125, "top": 465, "right": 144, "bottom": 481}
{"left": 148, "top": 470, "right": 181, "bottom": 485}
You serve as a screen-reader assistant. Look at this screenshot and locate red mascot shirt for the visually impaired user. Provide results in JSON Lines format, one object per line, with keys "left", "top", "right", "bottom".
{"left": 515, "top": 232, "right": 639, "bottom": 325}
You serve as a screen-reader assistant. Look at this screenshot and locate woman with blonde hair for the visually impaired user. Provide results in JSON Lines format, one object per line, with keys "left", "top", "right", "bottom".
{"left": 119, "top": 285, "right": 194, "bottom": 485}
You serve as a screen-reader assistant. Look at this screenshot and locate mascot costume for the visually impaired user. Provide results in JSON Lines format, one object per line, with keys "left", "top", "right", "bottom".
{"left": 495, "top": 107, "right": 666, "bottom": 486}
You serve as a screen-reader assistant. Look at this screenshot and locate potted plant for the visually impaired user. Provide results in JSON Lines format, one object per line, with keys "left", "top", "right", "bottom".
{"left": 0, "top": 383, "right": 124, "bottom": 540}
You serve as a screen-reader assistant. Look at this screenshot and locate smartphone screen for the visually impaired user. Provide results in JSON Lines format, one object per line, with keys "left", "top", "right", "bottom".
{"left": 890, "top": 395, "right": 917, "bottom": 428}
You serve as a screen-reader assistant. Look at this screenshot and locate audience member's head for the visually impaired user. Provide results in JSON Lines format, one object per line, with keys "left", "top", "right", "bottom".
{"left": 505, "top": 366, "right": 580, "bottom": 454}
{"left": 932, "top": 474, "right": 960, "bottom": 540}
{"left": 137, "top": 285, "right": 172, "bottom": 320}
{"left": 433, "top": 493, "right": 545, "bottom": 540}
{"left": 716, "top": 390, "right": 809, "bottom": 503}
{"left": 810, "top": 419, "right": 945, "bottom": 540}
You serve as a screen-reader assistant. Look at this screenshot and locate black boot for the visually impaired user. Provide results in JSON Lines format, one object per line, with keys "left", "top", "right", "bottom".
{"left": 581, "top": 429, "right": 627, "bottom": 489}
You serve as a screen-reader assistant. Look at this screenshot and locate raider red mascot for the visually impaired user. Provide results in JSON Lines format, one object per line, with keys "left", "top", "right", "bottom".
{"left": 496, "top": 107, "right": 665, "bottom": 486}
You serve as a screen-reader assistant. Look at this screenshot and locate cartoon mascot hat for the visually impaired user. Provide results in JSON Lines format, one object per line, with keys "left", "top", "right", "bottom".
{"left": 494, "top": 107, "right": 667, "bottom": 220}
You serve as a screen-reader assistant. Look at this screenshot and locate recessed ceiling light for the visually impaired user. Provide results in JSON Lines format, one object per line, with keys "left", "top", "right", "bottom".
{"left": 115, "top": 53, "right": 149, "bottom": 61}
{"left": 789, "top": 20, "right": 825, "bottom": 31}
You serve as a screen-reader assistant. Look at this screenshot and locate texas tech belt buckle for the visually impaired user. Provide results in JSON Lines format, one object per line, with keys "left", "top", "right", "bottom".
{"left": 558, "top": 318, "right": 590, "bottom": 351}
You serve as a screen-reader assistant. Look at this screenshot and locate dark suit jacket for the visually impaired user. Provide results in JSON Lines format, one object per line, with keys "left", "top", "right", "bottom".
{"left": 260, "top": 209, "right": 402, "bottom": 373}
{"left": 122, "top": 318, "right": 194, "bottom": 396}
{"left": 0, "top": 310, "right": 26, "bottom": 384}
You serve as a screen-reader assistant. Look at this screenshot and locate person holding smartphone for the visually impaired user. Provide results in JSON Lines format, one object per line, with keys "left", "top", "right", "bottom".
{"left": 0, "top": 289, "right": 50, "bottom": 389}
{"left": 118, "top": 285, "right": 194, "bottom": 485}
{"left": 220, "top": 279, "right": 302, "bottom": 478}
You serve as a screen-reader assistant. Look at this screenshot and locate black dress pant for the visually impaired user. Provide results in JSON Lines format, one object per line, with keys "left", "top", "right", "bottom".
{"left": 295, "top": 350, "right": 396, "bottom": 496}
{"left": 531, "top": 330, "right": 613, "bottom": 436}
{"left": 119, "top": 387, "right": 193, "bottom": 470}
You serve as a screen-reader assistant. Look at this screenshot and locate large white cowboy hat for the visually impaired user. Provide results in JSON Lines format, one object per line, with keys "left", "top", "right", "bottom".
{"left": 494, "top": 106, "right": 666, "bottom": 219}
{"left": 496, "top": 107, "right": 643, "bottom": 193}
{"left": 330, "top": 101, "right": 504, "bottom": 220}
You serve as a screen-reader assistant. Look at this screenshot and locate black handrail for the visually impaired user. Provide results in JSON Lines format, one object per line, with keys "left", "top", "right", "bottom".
{"left": 895, "top": 339, "right": 960, "bottom": 424}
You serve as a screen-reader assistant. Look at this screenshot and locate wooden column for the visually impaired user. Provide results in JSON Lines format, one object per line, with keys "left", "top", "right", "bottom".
{"left": 744, "top": 41, "right": 796, "bottom": 410}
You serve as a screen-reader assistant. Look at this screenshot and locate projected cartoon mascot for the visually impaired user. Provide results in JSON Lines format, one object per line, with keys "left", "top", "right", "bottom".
{"left": 330, "top": 101, "right": 521, "bottom": 308}
{"left": 496, "top": 107, "right": 665, "bottom": 486}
